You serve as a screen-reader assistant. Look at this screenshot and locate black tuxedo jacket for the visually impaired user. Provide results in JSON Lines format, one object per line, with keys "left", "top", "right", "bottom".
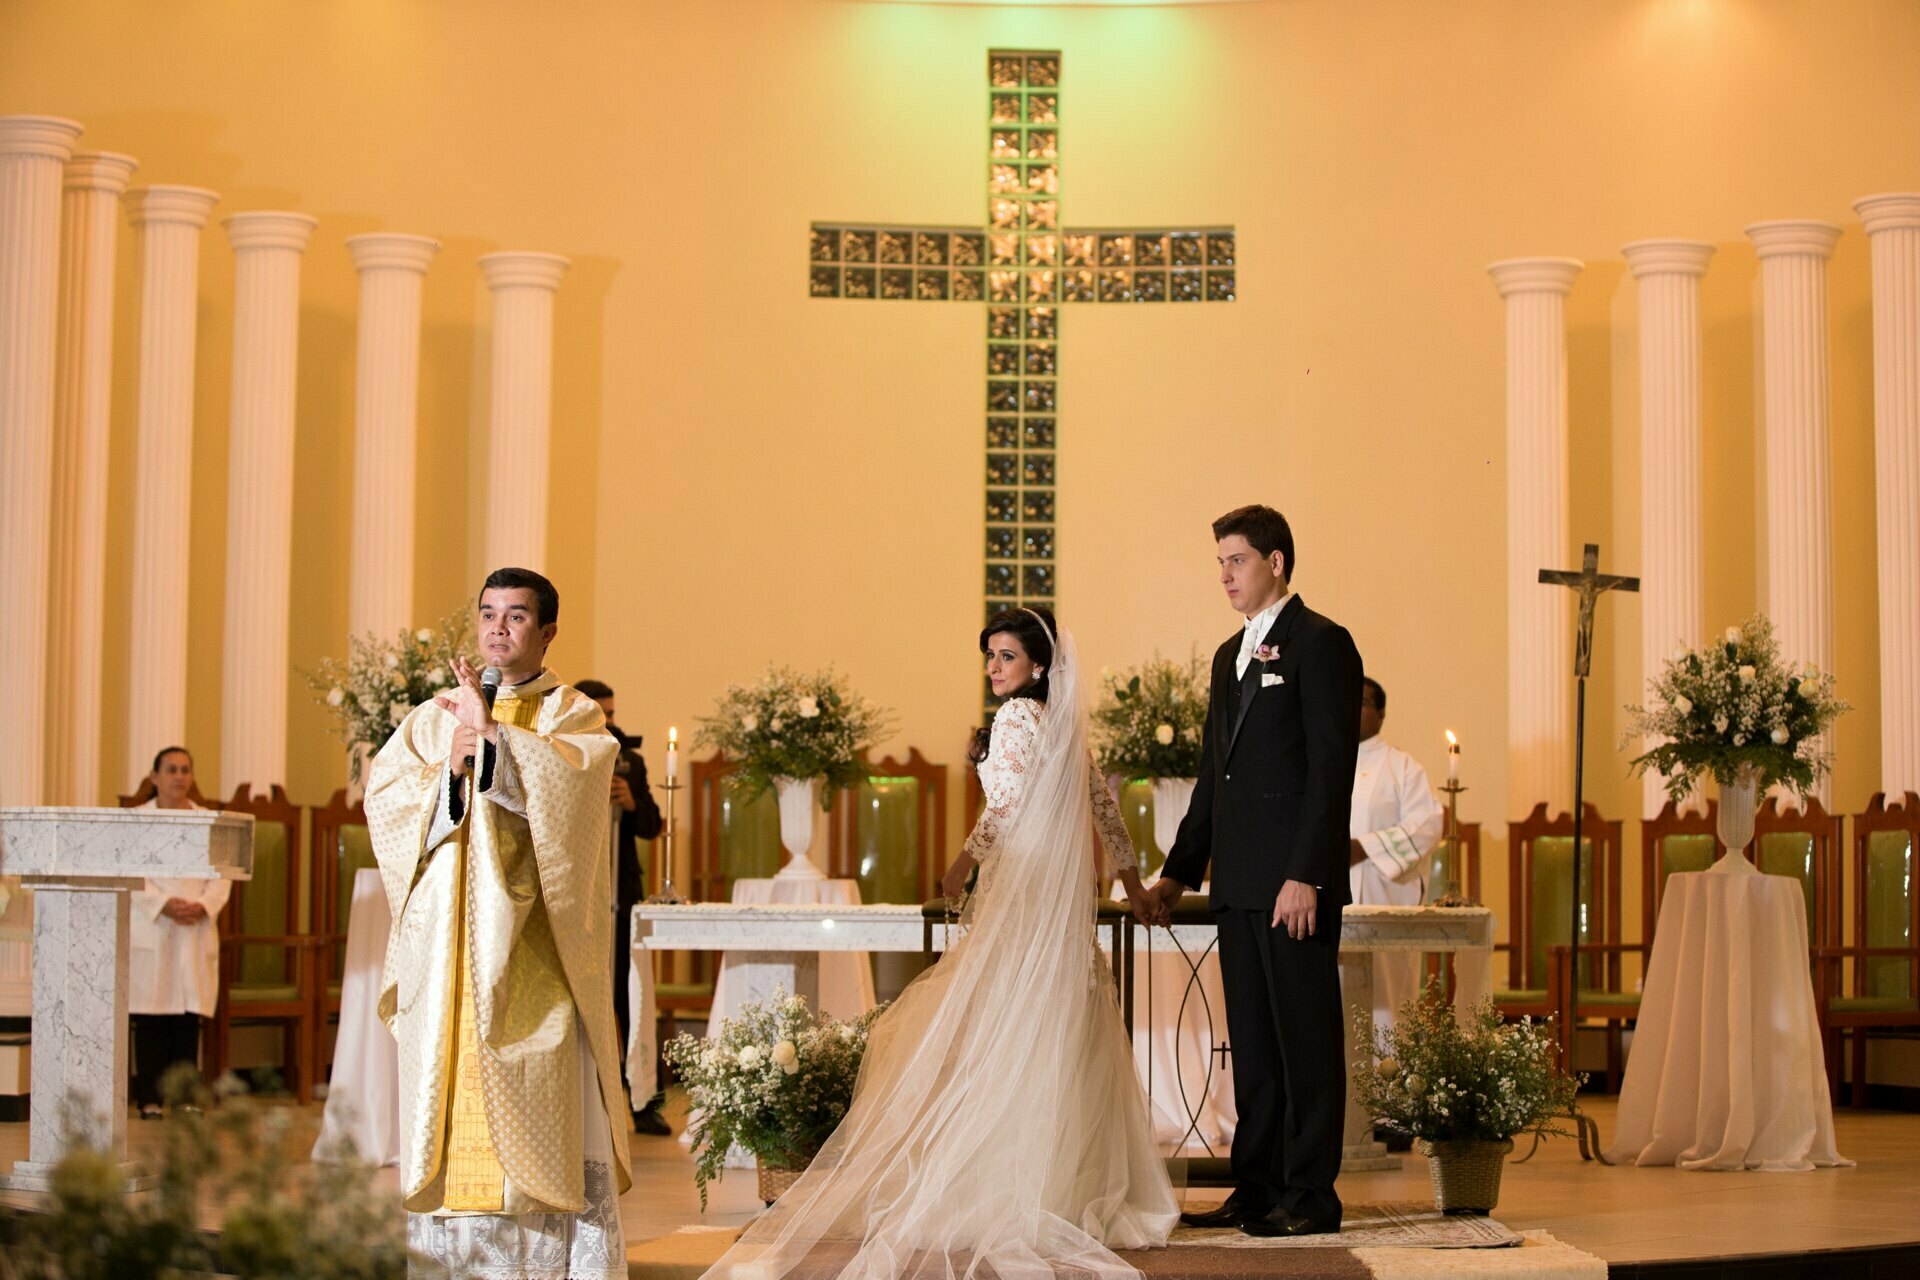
{"left": 1161, "top": 595, "right": 1364, "bottom": 933}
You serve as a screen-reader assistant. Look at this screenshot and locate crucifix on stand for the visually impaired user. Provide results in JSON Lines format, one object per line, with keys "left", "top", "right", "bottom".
{"left": 807, "top": 49, "right": 1236, "bottom": 711}
{"left": 1538, "top": 543, "right": 1639, "bottom": 1163}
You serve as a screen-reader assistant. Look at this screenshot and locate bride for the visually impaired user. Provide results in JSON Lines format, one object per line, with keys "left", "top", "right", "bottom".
{"left": 704, "top": 606, "right": 1178, "bottom": 1280}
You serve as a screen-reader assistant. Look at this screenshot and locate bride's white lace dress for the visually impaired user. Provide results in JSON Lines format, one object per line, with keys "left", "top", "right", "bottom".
{"left": 703, "top": 630, "right": 1177, "bottom": 1280}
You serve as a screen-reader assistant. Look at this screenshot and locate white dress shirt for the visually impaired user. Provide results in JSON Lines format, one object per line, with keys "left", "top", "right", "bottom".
{"left": 1235, "top": 593, "right": 1295, "bottom": 679}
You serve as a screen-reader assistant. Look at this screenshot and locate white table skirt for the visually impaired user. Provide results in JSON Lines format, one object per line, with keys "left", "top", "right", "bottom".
{"left": 1606, "top": 856, "right": 1851, "bottom": 1171}
{"left": 313, "top": 868, "right": 399, "bottom": 1167}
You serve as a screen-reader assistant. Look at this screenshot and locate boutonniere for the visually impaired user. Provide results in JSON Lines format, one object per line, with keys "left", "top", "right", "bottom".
{"left": 1253, "top": 644, "right": 1282, "bottom": 664}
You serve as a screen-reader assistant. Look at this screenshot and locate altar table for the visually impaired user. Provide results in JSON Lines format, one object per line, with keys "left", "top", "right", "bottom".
{"left": 631, "top": 901, "right": 1494, "bottom": 1172}
{"left": 1606, "top": 858, "right": 1850, "bottom": 1171}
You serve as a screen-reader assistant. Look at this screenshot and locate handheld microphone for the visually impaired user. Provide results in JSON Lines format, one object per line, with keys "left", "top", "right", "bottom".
{"left": 464, "top": 667, "right": 504, "bottom": 773}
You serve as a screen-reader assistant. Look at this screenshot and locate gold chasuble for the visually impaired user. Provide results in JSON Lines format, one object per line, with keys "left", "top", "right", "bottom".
{"left": 368, "top": 671, "right": 631, "bottom": 1215}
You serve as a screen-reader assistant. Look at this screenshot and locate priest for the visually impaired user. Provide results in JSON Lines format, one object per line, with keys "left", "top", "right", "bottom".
{"left": 1346, "top": 676, "right": 1443, "bottom": 1029}
{"left": 367, "top": 567, "right": 630, "bottom": 1279}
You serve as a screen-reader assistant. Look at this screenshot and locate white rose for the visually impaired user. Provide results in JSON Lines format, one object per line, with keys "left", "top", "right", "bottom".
{"left": 384, "top": 653, "right": 400, "bottom": 670}
{"left": 770, "top": 717, "right": 783, "bottom": 733}
{"left": 1154, "top": 723, "right": 1175, "bottom": 746}
{"left": 1738, "top": 665, "right": 1756, "bottom": 683}
{"left": 736, "top": 1045, "right": 763, "bottom": 1069}
{"left": 416, "top": 628, "right": 435, "bottom": 643}
{"left": 1725, "top": 626, "right": 1743, "bottom": 646}
{"left": 1714, "top": 716, "right": 1730, "bottom": 735}
{"left": 1672, "top": 644, "right": 1690, "bottom": 663}
{"left": 742, "top": 714, "right": 759, "bottom": 732}
{"left": 1672, "top": 695, "right": 1693, "bottom": 715}
{"left": 428, "top": 668, "right": 449, "bottom": 688}
{"left": 326, "top": 687, "right": 345, "bottom": 708}
{"left": 1771, "top": 726, "right": 1791, "bottom": 745}
{"left": 798, "top": 696, "right": 820, "bottom": 719}
{"left": 771, "top": 1040, "right": 798, "bottom": 1073}
{"left": 1733, "top": 732, "right": 1747, "bottom": 746}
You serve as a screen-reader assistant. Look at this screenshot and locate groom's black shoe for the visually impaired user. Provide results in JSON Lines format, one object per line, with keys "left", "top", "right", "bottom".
{"left": 1179, "top": 1195, "right": 1271, "bottom": 1230}
{"left": 1240, "top": 1207, "right": 1343, "bottom": 1239}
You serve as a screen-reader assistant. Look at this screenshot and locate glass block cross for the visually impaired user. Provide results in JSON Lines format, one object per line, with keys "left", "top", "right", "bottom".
{"left": 808, "top": 49, "right": 1236, "bottom": 706}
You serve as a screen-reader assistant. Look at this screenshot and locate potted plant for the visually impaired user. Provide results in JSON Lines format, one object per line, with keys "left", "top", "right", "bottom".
{"left": 696, "top": 667, "right": 894, "bottom": 880}
{"left": 1354, "top": 988, "right": 1582, "bottom": 1214}
{"left": 1626, "top": 614, "right": 1848, "bottom": 863}
{"left": 1091, "top": 650, "right": 1208, "bottom": 861}
{"left": 664, "top": 989, "right": 884, "bottom": 1208}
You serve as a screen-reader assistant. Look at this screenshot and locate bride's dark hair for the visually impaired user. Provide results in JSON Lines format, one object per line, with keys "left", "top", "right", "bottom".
{"left": 967, "top": 605, "right": 1056, "bottom": 764}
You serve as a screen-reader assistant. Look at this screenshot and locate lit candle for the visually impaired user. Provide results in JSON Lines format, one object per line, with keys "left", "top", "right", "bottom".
{"left": 1446, "top": 729, "right": 1460, "bottom": 784}
{"left": 667, "top": 725, "right": 679, "bottom": 783}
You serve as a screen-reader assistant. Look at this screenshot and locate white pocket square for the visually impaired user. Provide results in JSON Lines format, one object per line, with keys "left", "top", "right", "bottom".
{"left": 1261, "top": 673, "right": 1285, "bottom": 687}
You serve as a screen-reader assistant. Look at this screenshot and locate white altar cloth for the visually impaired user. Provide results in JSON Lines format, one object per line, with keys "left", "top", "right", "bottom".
{"left": 312, "top": 868, "right": 399, "bottom": 1167}
{"left": 705, "top": 878, "right": 876, "bottom": 1037}
{"left": 1606, "top": 858, "right": 1850, "bottom": 1171}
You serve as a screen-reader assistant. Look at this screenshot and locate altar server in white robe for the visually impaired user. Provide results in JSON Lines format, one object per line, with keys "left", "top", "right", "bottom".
{"left": 131, "top": 746, "right": 229, "bottom": 1117}
{"left": 1346, "top": 678, "right": 1443, "bottom": 1029}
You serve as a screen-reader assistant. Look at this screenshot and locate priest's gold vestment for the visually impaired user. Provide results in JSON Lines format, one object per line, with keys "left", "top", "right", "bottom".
{"left": 368, "top": 671, "right": 632, "bottom": 1213}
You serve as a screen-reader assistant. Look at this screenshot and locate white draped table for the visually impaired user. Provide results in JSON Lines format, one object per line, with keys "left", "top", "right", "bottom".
{"left": 632, "top": 901, "right": 1494, "bottom": 1173}
{"left": 313, "top": 867, "right": 399, "bottom": 1167}
{"left": 1607, "top": 858, "right": 1850, "bottom": 1171}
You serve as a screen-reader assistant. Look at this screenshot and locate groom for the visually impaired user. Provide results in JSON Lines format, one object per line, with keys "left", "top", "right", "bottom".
{"left": 1145, "top": 504, "right": 1363, "bottom": 1237}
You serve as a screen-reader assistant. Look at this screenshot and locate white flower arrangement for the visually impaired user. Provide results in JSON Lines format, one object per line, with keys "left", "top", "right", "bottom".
{"left": 1092, "top": 649, "right": 1208, "bottom": 778}
{"left": 1355, "top": 986, "right": 1582, "bottom": 1143}
{"left": 695, "top": 666, "right": 895, "bottom": 805}
{"left": 302, "top": 607, "right": 474, "bottom": 782}
{"left": 664, "top": 989, "right": 885, "bottom": 1208}
{"left": 1625, "top": 613, "right": 1849, "bottom": 801}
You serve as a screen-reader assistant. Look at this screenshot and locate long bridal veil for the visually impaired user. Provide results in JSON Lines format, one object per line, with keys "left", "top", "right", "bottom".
{"left": 704, "top": 626, "right": 1174, "bottom": 1280}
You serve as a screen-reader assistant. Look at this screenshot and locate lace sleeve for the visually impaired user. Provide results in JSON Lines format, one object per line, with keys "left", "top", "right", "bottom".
{"left": 1088, "top": 755, "right": 1138, "bottom": 879}
{"left": 962, "top": 699, "right": 1042, "bottom": 862}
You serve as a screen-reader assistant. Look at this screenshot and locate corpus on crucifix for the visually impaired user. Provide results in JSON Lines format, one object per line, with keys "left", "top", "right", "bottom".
{"left": 807, "top": 50, "right": 1236, "bottom": 708}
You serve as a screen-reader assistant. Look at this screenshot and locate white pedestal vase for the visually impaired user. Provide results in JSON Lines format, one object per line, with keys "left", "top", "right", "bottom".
{"left": 1715, "top": 765, "right": 1761, "bottom": 873}
{"left": 1149, "top": 777, "right": 1197, "bottom": 866}
{"left": 773, "top": 776, "right": 827, "bottom": 881}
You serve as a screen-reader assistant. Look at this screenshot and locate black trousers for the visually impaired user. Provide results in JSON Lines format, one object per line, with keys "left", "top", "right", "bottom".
{"left": 131, "top": 1013, "right": 203, "bottom": 1108}
{"left": 1216, "top": 906, "right": 1346, "bottom": 1223}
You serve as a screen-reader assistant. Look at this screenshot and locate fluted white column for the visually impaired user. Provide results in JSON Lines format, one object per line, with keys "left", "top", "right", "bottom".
{"left": 124, "top": 185, "right": 218, "bottom": 789}
{"left": 47, "top": 151, "right": 137, "bottom": 806}
{"left": 345, "top": 233, "right": 438, "bottom": 639}
{"left": 219, "top": 212, "right": 316, "bottom": 795}
{"left": 1624, "top": 240, "right": 1714, "bottom": 818}
{"left": 1747, "top": 220, "right": 1841, "bottom": 808}
{"left": 1489, "top": 257, "right": 1582, "bottom": 820}
{"left": 479, "top": 252, "right": 569, "bottom": 571}
{"left": 1856, "top": 194, "right": 1920, "bottom": 802}
{"left": 0, "top": 115, "right": 84, "bottom": 806}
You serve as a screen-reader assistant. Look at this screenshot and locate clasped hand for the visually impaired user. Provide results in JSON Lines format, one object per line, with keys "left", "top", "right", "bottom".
{"left": 434, "top": 656, "right": 498, "bottom": 778}
{"left": 162, "top": 897, "right": 207, "bottom": 924}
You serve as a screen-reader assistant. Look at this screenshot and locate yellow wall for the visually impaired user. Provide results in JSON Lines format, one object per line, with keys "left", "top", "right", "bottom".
{"left": 6, "top": 0, "right": 1918, "bottom": 939}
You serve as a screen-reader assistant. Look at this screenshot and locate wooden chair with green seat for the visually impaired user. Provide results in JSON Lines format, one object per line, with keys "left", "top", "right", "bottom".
{"left": 1639, "top": 798, "right": 1723, "bottom": 945}
{"left": 308, "top": 788, "right": 373, "bottom": 1091}
{"left": 829, "top": 749, "right": 949, "bottom": 904}
{"left": 1814, "top": 792, "right": 1920, "bottom": 1107}
{"left": 210, "top": 784, "right": 323, "bottom": 1101}
{"left": 1752, "top": 792, "right": 1844, "bottom": 950}
{"left": 1495, "top": 802, "right": 1636, "bottom": 1088}
{"left": 654, "top": 755, "right": 785, "bottom": 1044}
